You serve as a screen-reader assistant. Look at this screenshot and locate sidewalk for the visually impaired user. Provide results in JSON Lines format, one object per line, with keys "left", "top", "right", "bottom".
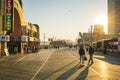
{"left": 0, "top": 53, "right": 25, "bottom": 61}
{"left": 94, "top": 52, "right": 120, "bottom": 65}
{"left": 95, "top": 51, "right": 120, "bottom": 57}
{"left": 0, "top": 49, "right": 55, "bottom": 61}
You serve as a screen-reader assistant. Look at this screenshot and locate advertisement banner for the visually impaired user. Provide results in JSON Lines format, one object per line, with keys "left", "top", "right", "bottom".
{"left": 0, "top": 35, "right": 10, "bottom": 41}
{"left": 5, "top": 0, "right": 13, "bottom": 34}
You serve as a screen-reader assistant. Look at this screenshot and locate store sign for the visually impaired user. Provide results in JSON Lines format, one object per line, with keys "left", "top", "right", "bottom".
{"left": 0, "top": 35, "right": 10, "bottom": 41}
{"left": 5, "top": 0, "right": 13, "bottom": 34}
{"left": 21, "top": 36, "right": 28, "bottom": 42}
{"left": 109, "top": 41, "right": 120, "bottom": 45}
{"left": 113, "top": 42, "right": 119, "bottom": 45}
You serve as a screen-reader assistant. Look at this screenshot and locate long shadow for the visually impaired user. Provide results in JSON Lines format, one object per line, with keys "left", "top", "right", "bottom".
{"left": 75, "top": 64, "right": 92, "bottom": 80}
{"left": 38, "top": 60, "right": 78, "bottom": 80}
{"left": 94, "top": 52, "right": 120, "bottom": 65}
{"left": 56, "top": 64, "right": 84, "bottom": 80}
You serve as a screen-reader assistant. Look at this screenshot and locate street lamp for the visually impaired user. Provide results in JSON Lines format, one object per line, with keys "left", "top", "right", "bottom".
{"left": 43, "top": 33, "right": 46, "bottom": 45}
{"left": 90, "top": 25, "right": 93, "bottom": 46}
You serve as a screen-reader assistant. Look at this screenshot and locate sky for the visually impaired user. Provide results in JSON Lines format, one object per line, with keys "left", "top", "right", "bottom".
{"left": 22, "top": 0, "right": 107, "bottom": 42}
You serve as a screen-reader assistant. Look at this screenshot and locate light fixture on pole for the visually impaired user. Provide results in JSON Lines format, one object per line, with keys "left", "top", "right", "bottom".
{"left": 90, "top": 25, "right": 93, "bottom": 46}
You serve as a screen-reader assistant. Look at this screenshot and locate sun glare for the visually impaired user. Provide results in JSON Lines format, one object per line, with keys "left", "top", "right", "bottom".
{"left": 94, "top": 14, "right": 108, "bottom": 33}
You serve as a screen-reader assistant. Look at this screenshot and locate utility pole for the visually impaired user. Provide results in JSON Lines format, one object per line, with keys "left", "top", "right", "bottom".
{"left": 43, "top": 33, "right": 45, "bottom": 45}
{"left": 90, "top": 25, "right": 93, "bottom": 46}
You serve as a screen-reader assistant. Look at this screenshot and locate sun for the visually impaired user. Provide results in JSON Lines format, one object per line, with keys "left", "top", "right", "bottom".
{"left": 94, "top": 14, "right": 108, "bottom": 33}
{"left": 95, "top": 15, "right": 107, "bottom": 25}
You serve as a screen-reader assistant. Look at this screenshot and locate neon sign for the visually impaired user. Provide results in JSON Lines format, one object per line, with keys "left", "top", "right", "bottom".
{"left": 5, "top": 0, "right": 13, "bottom": 34}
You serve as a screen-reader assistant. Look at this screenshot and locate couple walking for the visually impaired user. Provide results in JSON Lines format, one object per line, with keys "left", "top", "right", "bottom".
{"left": 79, "top": 46, "right": 94, "bottom": 64}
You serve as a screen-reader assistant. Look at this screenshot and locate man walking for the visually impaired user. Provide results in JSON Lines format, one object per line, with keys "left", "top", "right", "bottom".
{"left": 88, "top": 46, "right": 94, "bottom": 64}
{"left": 79, "top": 46, "right": 85, "bottom": 64}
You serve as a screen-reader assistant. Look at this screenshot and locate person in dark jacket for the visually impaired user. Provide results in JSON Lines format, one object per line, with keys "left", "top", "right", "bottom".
{"left": 88, "top": 46, "right": 94, "bottom": 64}
{"left": 79, "top": 46, "right": 85, "bottom": 64}
{"left": 103, "top": 48, "right": 107, "bottom": 54}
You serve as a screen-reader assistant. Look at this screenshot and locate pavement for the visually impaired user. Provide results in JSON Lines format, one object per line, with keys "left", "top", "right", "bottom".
{"left": 0, "top": 53, "right": 21, "bottom": 61}
{"left": 0, "top": 48, "right": 120, "bottom": 80}
{"left": 1, "top": 49, "right": 120, "bottom": 65}
{"left": 93, "top": 52, "right": 120, "bottom": 65}
{"left": 0, "top": 49, "right": 120, "bottom": 64}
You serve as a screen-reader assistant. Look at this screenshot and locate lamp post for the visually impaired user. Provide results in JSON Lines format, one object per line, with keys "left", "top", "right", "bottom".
{"left": 43, "top": 33, "right": 45, "bottom": 45}
{"left": 90, "top": 25, "right": 93, "bottom": 46}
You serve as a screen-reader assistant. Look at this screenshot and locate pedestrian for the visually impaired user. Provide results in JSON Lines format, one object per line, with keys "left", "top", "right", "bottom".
{"left": 86, "top": 47, "right": 89, "bottom": 53}
{"left": 103, "top": 48, "right": 107, "bottom": 54}
{"left": 79, "top": 46, "right": 85, "bottom": 64}
{"left": 24, "top": 45, "right": 28, "bottom": 53}
{"left": 88, "top": 46, "right": 94, "bottom": 64}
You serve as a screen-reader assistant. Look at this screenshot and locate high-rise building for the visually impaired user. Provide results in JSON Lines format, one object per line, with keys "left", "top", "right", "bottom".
{"left": 93, "top": 24, "right": 104, "bottom": 40}
{"left": 108, "top": 0, "right": 120, "bottom": 35}
{"left": 93, "top": 24, "right": 104, "bottom": 35}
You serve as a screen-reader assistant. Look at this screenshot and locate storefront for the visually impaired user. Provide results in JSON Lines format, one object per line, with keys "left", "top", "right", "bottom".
{"left": 0, "top": 35, "right": 10, "bottom": 56}
{"left": 7, "top": 36, "right": 21, "bottom": 54}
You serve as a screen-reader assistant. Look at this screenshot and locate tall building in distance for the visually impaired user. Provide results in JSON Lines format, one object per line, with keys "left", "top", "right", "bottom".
{"left": 93, "top": 24, "right": 104, "bottom": 35}
{"left": 93, "top": 24, "right": 104, "bottom": 40}
{"left": 108, "top": 0, "right": 120, "bottom": 35}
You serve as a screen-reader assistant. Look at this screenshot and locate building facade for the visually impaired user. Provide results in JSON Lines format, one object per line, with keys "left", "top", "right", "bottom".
{"left": 108, "top": 0, "right": 120, "bottom": 35}
{"left": 0, "top": 0, "right": 40, "bottom": 56}
{"left": 93, "top": 24, "right": 104, "bottom": 40}
{"left": 93, "top": 24, "right": 104, "bottom": 35}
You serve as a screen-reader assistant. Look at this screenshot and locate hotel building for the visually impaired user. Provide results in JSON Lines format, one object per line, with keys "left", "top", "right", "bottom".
{"left": 108, "top": 0, "right": 120, "bottom": 35}
{"left": 0, "top": 0, "right": 40, "bottom": 56}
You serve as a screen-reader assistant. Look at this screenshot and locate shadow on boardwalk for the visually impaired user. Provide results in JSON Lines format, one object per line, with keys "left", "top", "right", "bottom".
{"left": 94, "top": 52, "right": 120, "bottom": 65}
{"left": 39, "top": 60, "right": 78, "bottom": 80}
{"left": 56, "top": 63, "right": 92, "bottom": 80}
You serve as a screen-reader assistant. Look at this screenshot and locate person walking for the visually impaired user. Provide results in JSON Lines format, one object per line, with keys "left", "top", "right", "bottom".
{"left": 79, "top": 46, "right": 85, "bottom": 64}
{"left": 86, "top": 47, "right": 89, "bottom": 53}
{"left": 88, "top": 46, "right": 94, "bottom": 64}
{"left": 103, "top": 48, "right": 107, "bottom": 54}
